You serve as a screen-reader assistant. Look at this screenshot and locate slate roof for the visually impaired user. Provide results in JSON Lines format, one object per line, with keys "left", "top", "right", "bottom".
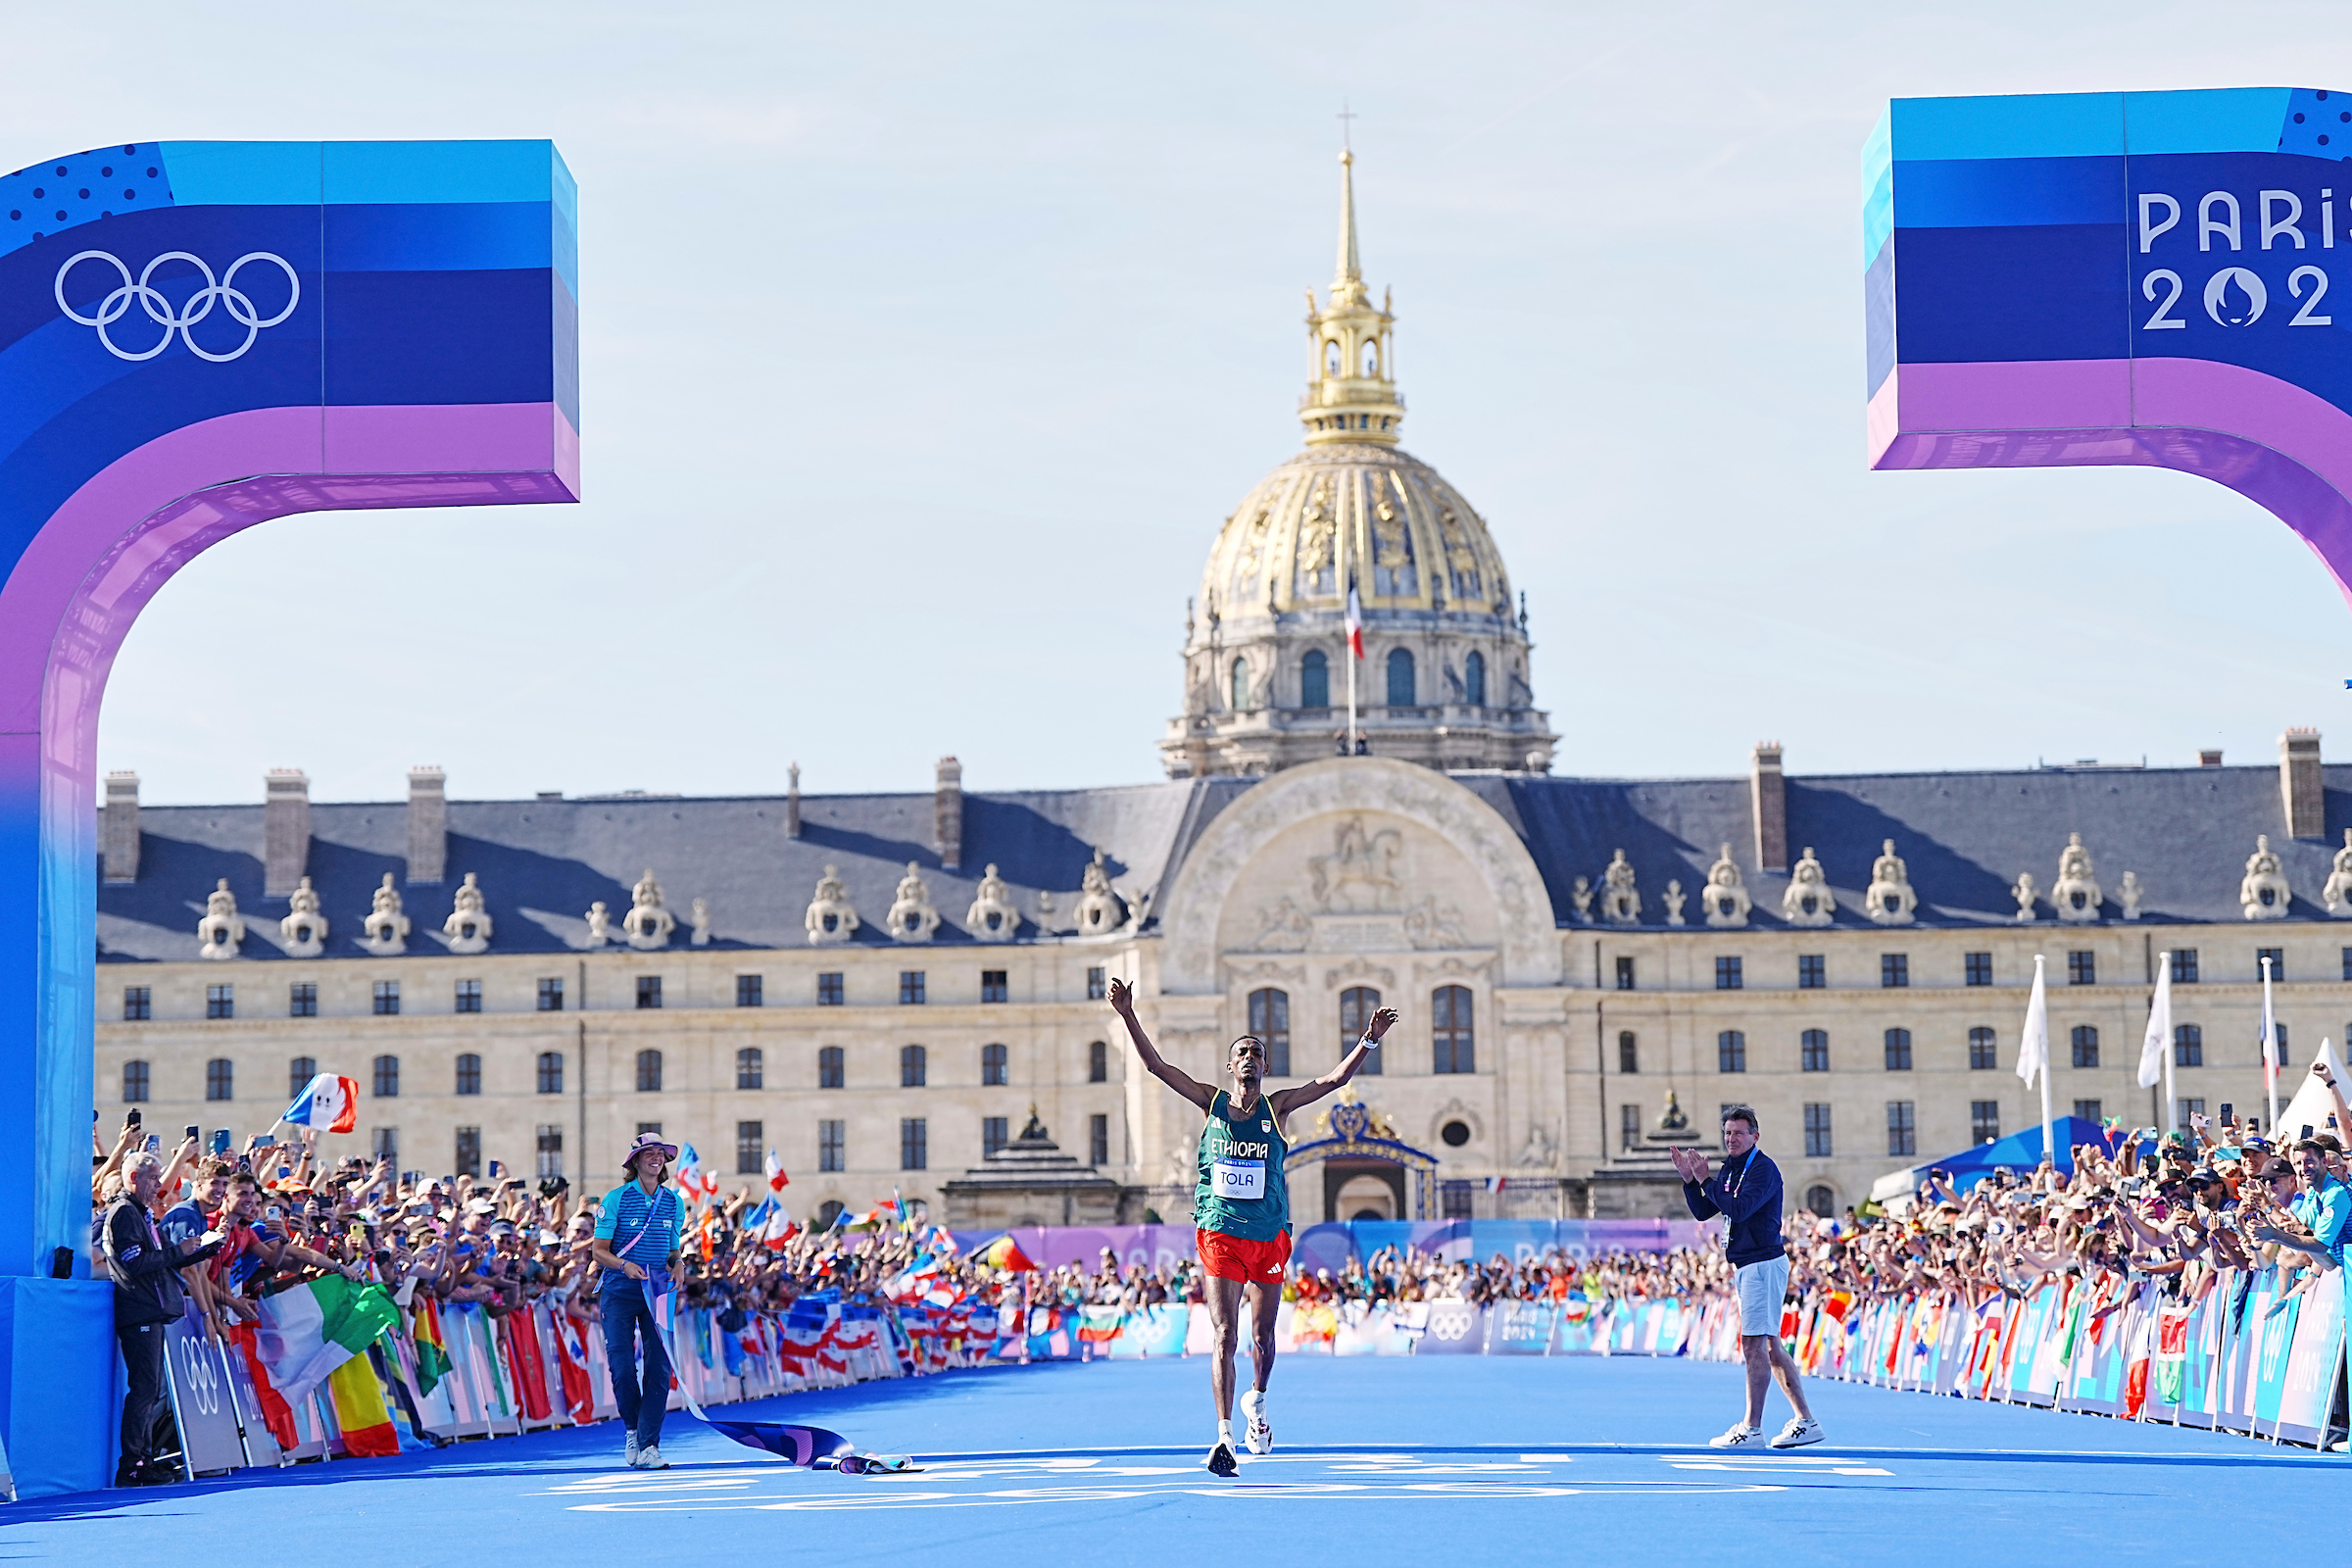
{"left": 94, "top": 760, "right": 2352, "bottom": 961}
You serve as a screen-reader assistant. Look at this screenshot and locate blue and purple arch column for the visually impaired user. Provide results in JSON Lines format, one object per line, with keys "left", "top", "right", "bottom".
{"left": 1866, "top": 87, "right": 2352, "bottom": 605}
{"left": 0, "top": 139, "right": 576, "bottom": 1492}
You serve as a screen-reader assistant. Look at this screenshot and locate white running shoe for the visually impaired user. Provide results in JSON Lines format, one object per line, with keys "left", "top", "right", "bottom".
{"left": 1205, "top": 1440, "right": 1239, "bottom": 1478}
{"left": 624, "top": 1431, "right": 639, "bottom": 1467}
{"left": 1771, "top": 1417, "right": 1824, "bottom": 1449}
{"left": 635, "top": 1444, "right": 668, "bottom": 1471}
{"left": 1241, "top": 1389, "right": 1273, "bottom": 1455}
{"left": 1708, "top": 1422, "right": 1764, "bottom": 1448}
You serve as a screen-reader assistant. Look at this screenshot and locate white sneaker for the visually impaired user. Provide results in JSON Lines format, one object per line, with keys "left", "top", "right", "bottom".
{"left": 1708, "top": 1422, "right": 1763, "bottom": 1448}
{"left": 624, "top": 1431, "right": 639, "bottom": 1467}
{"left": 1771, "top": 1417, "right": 1823, "bottom": 1449}
{"left": 634, "top": 1444, "right": 668, "bottom": 1471}
{"left": 1241, "top": 1390, "right": 1272, "bottom": 1455}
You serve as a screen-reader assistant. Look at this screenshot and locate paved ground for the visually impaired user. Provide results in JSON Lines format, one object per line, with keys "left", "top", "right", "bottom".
{"left": 7, "top": 1355, "right": 2343, "bottom": 1564}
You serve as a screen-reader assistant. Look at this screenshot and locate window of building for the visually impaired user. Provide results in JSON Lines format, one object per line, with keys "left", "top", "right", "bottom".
{"left": 537, "top": 976, "right": 564, "bottom": 1012}
{"left": 818, "top": 972, "right": 844, "bottom": 1006}
{"left": 1464, "top": 650, "right": 1487, "bottom": 707}
{"left": 2174, "top": 1023, "right": 2203, "bottom": 1067}
{"left": 2343, "top": 947, "right": 2352, "bottom": 984}
{"left": 122, "top": 1059, "right": 149, "bottom": 1102}
{"left": 1300, "top": 649, "right": 1330, "bottom": 709}
{"left": 2257, "top": 947, "right": 2283, "bottom": 982}
{"left": 901, "top": 1044, "right": 927, "bottom": 1088}
{"left": 736, "top": 1120, "right": 762, "bottom": 1175}
{"left": 819, "top": 1119, "right": 845, "bottom": 1172}
{"left": 1965, "top": 952, "right": 1992, "bottom": 987}
{"left": 450, "top": 978, "right": 480, "bottom": 1014}
{"left": 1884, "top": 1028, "right": 1912, "bottom": 1070}
{"left": 2270, "top": 1022, "right": 2290, "bottom": 1066}
{"left": 1971, "top": 1101, "right": 2001, "bottom": 1144}
{"left": 2073, "top": 1099, "right": 2103, "bottom": 1123}
{"left": 1086, "top": 966, "right": 1106, "bottom": 1001}
{"left": 373, "top": 1127, "right": 399, "bottom": 1163}
{"left": 983, "top": 1116, "right": 1009, "bottom": 1157}
{"left": 1886, "top": 1101, "right": 1916, "bottom": 1157}
{"left": 636, "top": 1049, "right": 663, "bottom": 1092}
{"left": 736, "top": 974, "right": 763, "bottom": 1007}
{"left": 1620, "top": 1030, "right": 1641, "bottom": 1074}
{"left": 372, "top": 980, "right": 399, "bottom": 1016}
{"left": 818, "top": 1047, "right": 844, "bottom": 1089}
{"left": 537, "top": 1051, "right": 564, "bottom": 1095}
{"left": 1802, "top": 1103, "right": 1832, "bottom": 1157}
{"left": 982, "top": 1043, "right": 1008, "bottom": 1086}
{"left": 901, "top": 1117, "right": 927, "bottom": 1170}
{"left": 289, "top": 1055, "right": 316, "bottom": 1098}
{"left": 1800, "top": 1029, "right": 1829, "bottom": 1072}
{"left": 981, "top": 969, "right": 1008, "bottom": 1004}
{"left": 636, "top": 976, "right": 662, "bottom": 1010}
{"left": 637, "top": 1122, "right": 662, "bottom": 1137}
{"left": 2067, "top": 951, "right": 2095, "bottom": 986}
{"left": 2178, "top": 1097, "right": 2206, "bottom": 1126}
{"left": 1717, "top": 1030, "right": 1745, "bottom": 1073}
{"left": 737, "top": 1047, "right": 764, "bottom": 1090}
{"left": 456, "top": 1054, "right": 482, "bottom": 1096}
{"left": 1386, "top": 647, "right": 1415, "bottom": 707}
{"left": 2070, "top": 1025, "right": 2099, "bottom": 1069}
{"left": 1441, "top": 1119, "right": 1471, "bottom": 1147}
{"left": 1715, "top": 956, "right": 1742, "bottom": 991}
{"left": 372, "top": 1054, "right": 400, "bottom": 1098}
{"left": 1620, "top": 1102, "right": 1642, "bottom": 1151}
{"left": 812, "top": 1199, "right": 846, "bottom": 1227}
{"left": 1248, "top": 989, "right": 1290, "bottom": 1076}
{"left": 1804, "top": 1184, "right": 1837, "bottom": 1216}
{"left": 2171, "top": 949, "right": 2198, "bottom": 985}
{"left": 1614, "top": 956, "right": 1636, "bottom": 991}
{"left": 1882, "top": 954, "right": 1908, "bottom": 989}
{"left": 207, "top": 984, "right": 234, "bottom": 1020}
{"left": 288, "top": 981, "right": 320, "bottom": 1020}
{"left": 1230, "top": 657, "right": 1250, "bottom": 711}
{"left": 122, "top": 985, "right": 151, "bottom": 1022}
{"left": 1090, "top": 1113, "right": 1110, "bottom": 1166}
{"left": 1340, "top": 986, "right": 1383, "bottom": 1075}
{"left": 1797, "top": 955, "right": 1825, "bottom": 990}
{"left": 1969, "top": 1026, "right": 1998, "bottom": 1070}
{"left": 455, "top": 1126, "right": 481, "bottom": 1178}
{"left": 1441, "top": 1180, "right": 1474, "bottom": 1220}
{"left": 1089, "top": 1040, "right": 1110, "bottom": 1082}
{"left": 900, "top": 971, "right": 925, "bottom": 1005}
{"left": 206, "top": 1057, "right": 233, "bottom": 1101}
{"left": 536, "top": 1125, "right": 563, "bottom": 1180}
{"left": 1432, "top": 985, "right": 1475, "bottom": 1074}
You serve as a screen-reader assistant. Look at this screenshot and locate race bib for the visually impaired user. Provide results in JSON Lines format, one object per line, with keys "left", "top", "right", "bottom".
{"left": 1212, "top": 1158, "right": 1265, "bottom": 1200}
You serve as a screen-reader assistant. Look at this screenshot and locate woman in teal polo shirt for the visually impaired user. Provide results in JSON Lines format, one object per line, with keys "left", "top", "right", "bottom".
{"left": 591, "top": 1133, "right": 686, "bottom": 1469}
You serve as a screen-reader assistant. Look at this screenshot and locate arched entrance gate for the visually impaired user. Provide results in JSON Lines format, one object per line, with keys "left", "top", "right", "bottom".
{"left": 1284, "top": 1093, "right": 1440, "bottom": 1222}
{"left": 0, "top": 138, "right": 578, "bottom": 1491}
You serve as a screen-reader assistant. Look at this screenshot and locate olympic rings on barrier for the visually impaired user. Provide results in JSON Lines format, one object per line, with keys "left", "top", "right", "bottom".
{"left": 54, "top": 249, "right": 300, "bottom": 363}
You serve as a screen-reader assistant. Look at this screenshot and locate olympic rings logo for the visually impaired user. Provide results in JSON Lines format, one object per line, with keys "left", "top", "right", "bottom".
{"left": 54, "top": 250, "right": 300, "bottom": 363}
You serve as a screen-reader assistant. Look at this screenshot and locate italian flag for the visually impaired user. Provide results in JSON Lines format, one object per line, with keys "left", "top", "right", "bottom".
{"left": 257, "top": 1274, "right": 402, "bottom": 1458}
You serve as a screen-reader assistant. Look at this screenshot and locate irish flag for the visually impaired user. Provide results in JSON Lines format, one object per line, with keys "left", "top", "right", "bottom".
{"left": 256, "top": 1275, "right": 402, "bottom": 1457}
{"left": 283, "top": 1072, "right": 359, "bottom": 1134}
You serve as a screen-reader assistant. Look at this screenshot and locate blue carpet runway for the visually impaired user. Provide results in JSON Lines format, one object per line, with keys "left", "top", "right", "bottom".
{"left": 8, "top": 1356, "right": 2341, "bottom": 1564}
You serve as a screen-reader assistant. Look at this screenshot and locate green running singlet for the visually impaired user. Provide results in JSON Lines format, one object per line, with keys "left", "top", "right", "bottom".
{"left": 1193, "top": 1089, "right": 1290, "bottom": 1242}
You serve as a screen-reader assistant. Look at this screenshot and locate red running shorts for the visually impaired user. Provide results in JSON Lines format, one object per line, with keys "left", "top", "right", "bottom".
{"left": 1197, "top": 1228, "right": 1292, "bottom": 1284}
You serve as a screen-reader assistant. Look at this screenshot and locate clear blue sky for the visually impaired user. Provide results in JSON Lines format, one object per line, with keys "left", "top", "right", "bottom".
{"left": 10, "top": 1, "right": 2352, "bottom": 805}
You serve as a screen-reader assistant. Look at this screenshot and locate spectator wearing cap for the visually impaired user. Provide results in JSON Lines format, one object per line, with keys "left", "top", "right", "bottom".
{"left": 101, "top": 1150, "right": 223, "bottom": 1487}
{"left": 2281, "top": 1141, "right": 2349, "bottom": 1271}
{"left": 592, "top": 1132, "right": 686, "bottom": 1470}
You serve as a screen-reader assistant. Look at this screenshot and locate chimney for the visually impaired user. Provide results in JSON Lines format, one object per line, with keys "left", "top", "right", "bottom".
{"left": 935, "top": 756, "right": 963, "bottom": 870}
{"left": 103, "top": 771, "right": 140, "bottom": 883}
{"left": 786, "top": 761, "right": 802, "bottom": 840}
{"left": 264, "top": 769, "right": 311, "bottom": 897}
{"left": 2279, "top": 728, "right": 2324, "bottom": 837}
{"left": 2198, "top": 749, "right": 2224, "bottom": 767}
{"left": 408, "top": 766, "right": 447, "bottom": 883}
{"left": 1750, "top": 742, "right": 1788, "bottom": 873}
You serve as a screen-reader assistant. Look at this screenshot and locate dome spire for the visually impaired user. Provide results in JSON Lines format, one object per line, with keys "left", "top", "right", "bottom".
{"left": 1300, "top": 146, "right": 1403, "bottom": 446}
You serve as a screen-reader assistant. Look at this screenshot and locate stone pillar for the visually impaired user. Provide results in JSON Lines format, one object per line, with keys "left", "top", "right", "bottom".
{"left": 2279, "top": 728, "right": 2324, "bottom": 838}
{"left": 408, "top": 766, "right": 447, "bottom": 883}
{"left": 1750, "top": 742, "right": 1787, "bottom": 873}
{"left": 102, "top": 772, "right": 139, "bottom": 884}
{"left": 263, "top": 769, "right": 310, "bottom": 898}
{"left": 936, "top": 757, "right": 963, "bottom": 870}
{"left": 786, "top": 762, "right": 802, "bottom": 840}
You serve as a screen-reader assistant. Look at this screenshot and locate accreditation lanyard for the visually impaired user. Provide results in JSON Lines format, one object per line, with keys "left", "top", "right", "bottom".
{"left": 1718, "top": 1150, "right": 1758, "bottom": 1200}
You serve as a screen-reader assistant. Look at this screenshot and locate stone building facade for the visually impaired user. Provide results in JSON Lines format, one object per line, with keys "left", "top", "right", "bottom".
{"left": 89, "top": 156, "right": 2352, "bottom": 1229}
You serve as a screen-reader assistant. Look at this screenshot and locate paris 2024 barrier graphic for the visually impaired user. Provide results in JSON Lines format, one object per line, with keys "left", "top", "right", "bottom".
{"left": 1866, "top": 87, "right": 2352, "bottom": 605}
{"left": 0, "top": 140, "right": 577, "bottom": 1496}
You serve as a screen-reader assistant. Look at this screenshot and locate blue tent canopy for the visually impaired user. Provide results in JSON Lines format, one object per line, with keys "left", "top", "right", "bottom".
{"left": 1877, "top": 1114, "right": 2116, "bottom": 1200}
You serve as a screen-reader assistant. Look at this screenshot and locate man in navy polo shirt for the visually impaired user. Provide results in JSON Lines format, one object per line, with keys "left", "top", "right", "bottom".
{"left": 1674, "top": 1104, "right": 1822, "bottom": 1449}
{"left": 592, "top": 1133, "right": 687, "bottom": 1470}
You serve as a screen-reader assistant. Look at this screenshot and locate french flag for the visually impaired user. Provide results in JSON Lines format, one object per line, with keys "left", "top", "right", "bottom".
{"left": 1345, "top": 581, "right": 1364, "bottom": 660}
{"left": 764, "top": 1147, "right": 790, "bottom": 1195}
{"left": 282, "top": 1073, "right": 359, "bottom": 1134}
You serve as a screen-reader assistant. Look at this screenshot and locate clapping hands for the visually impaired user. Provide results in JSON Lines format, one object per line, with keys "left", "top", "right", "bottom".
{"left": 1670, "top": 1148, "right": 1712, "bottom": 1185}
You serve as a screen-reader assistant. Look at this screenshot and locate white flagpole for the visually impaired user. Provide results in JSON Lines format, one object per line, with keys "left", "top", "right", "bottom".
{"left": 1345, "top": 601, "right": 1357, "bottom": 752}
{"left": 2261, "top": 955, "right": 2280, "bottom": 1133}
{"left": 2018, "top": 955, "right": 2052, "bottom": 1175}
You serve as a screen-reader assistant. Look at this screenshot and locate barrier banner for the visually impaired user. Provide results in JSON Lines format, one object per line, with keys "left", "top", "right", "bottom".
{"left": 1417, "top": 1301, "right": 1483, "bottom": 1354}
{"left": 1106, "top": 1304, "right": 1188, "bottom": 1358}
{"left": 161, "top": 1308, "right": 248, "bottom": 1476}
{"left": 1487, "top": 1300, "right": 1555, "bottom": 1354}
{"left": 2271, "top": 1278, "right": 2343, "bottom": 1444}
{"left": 216, "top": 1332, "right": 284, "bottom": 1468}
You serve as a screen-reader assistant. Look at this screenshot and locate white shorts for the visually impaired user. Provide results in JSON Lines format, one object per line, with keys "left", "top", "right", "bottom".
{"left": 1734, "top": 1254, "right": 1789, "bottom": 1338}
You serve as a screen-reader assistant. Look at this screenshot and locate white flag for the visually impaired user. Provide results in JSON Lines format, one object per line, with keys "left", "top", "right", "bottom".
{"left": 2016, "top": 955, "right": 2049, "bottom": 1089}
{"left": 2259, "top": 963, "right": 2279, "bottom": 1094}
{"left": 2137, "top": 956, "right": 2172, "bottom": 1089}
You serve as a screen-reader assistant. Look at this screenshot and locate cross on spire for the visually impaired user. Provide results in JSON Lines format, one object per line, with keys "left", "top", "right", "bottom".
{"left": 1337, "top": 101, "right": 1357, "bottom": 150}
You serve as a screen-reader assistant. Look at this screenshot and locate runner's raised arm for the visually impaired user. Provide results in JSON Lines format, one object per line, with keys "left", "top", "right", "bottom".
{"left": 1109, "top": 977, "right": 1216, "bottom": 1112}
{"left": 1270, "top": 1007, "right": 1398, "bottom": 1123}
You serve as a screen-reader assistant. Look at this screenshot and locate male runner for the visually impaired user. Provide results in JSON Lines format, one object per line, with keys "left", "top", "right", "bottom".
{"left": 1672, "top": 1105, "right": 1821, "bottom": 1448}
{"left": 1108, "top": 976, "right": 1397, "bottom": 1477}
